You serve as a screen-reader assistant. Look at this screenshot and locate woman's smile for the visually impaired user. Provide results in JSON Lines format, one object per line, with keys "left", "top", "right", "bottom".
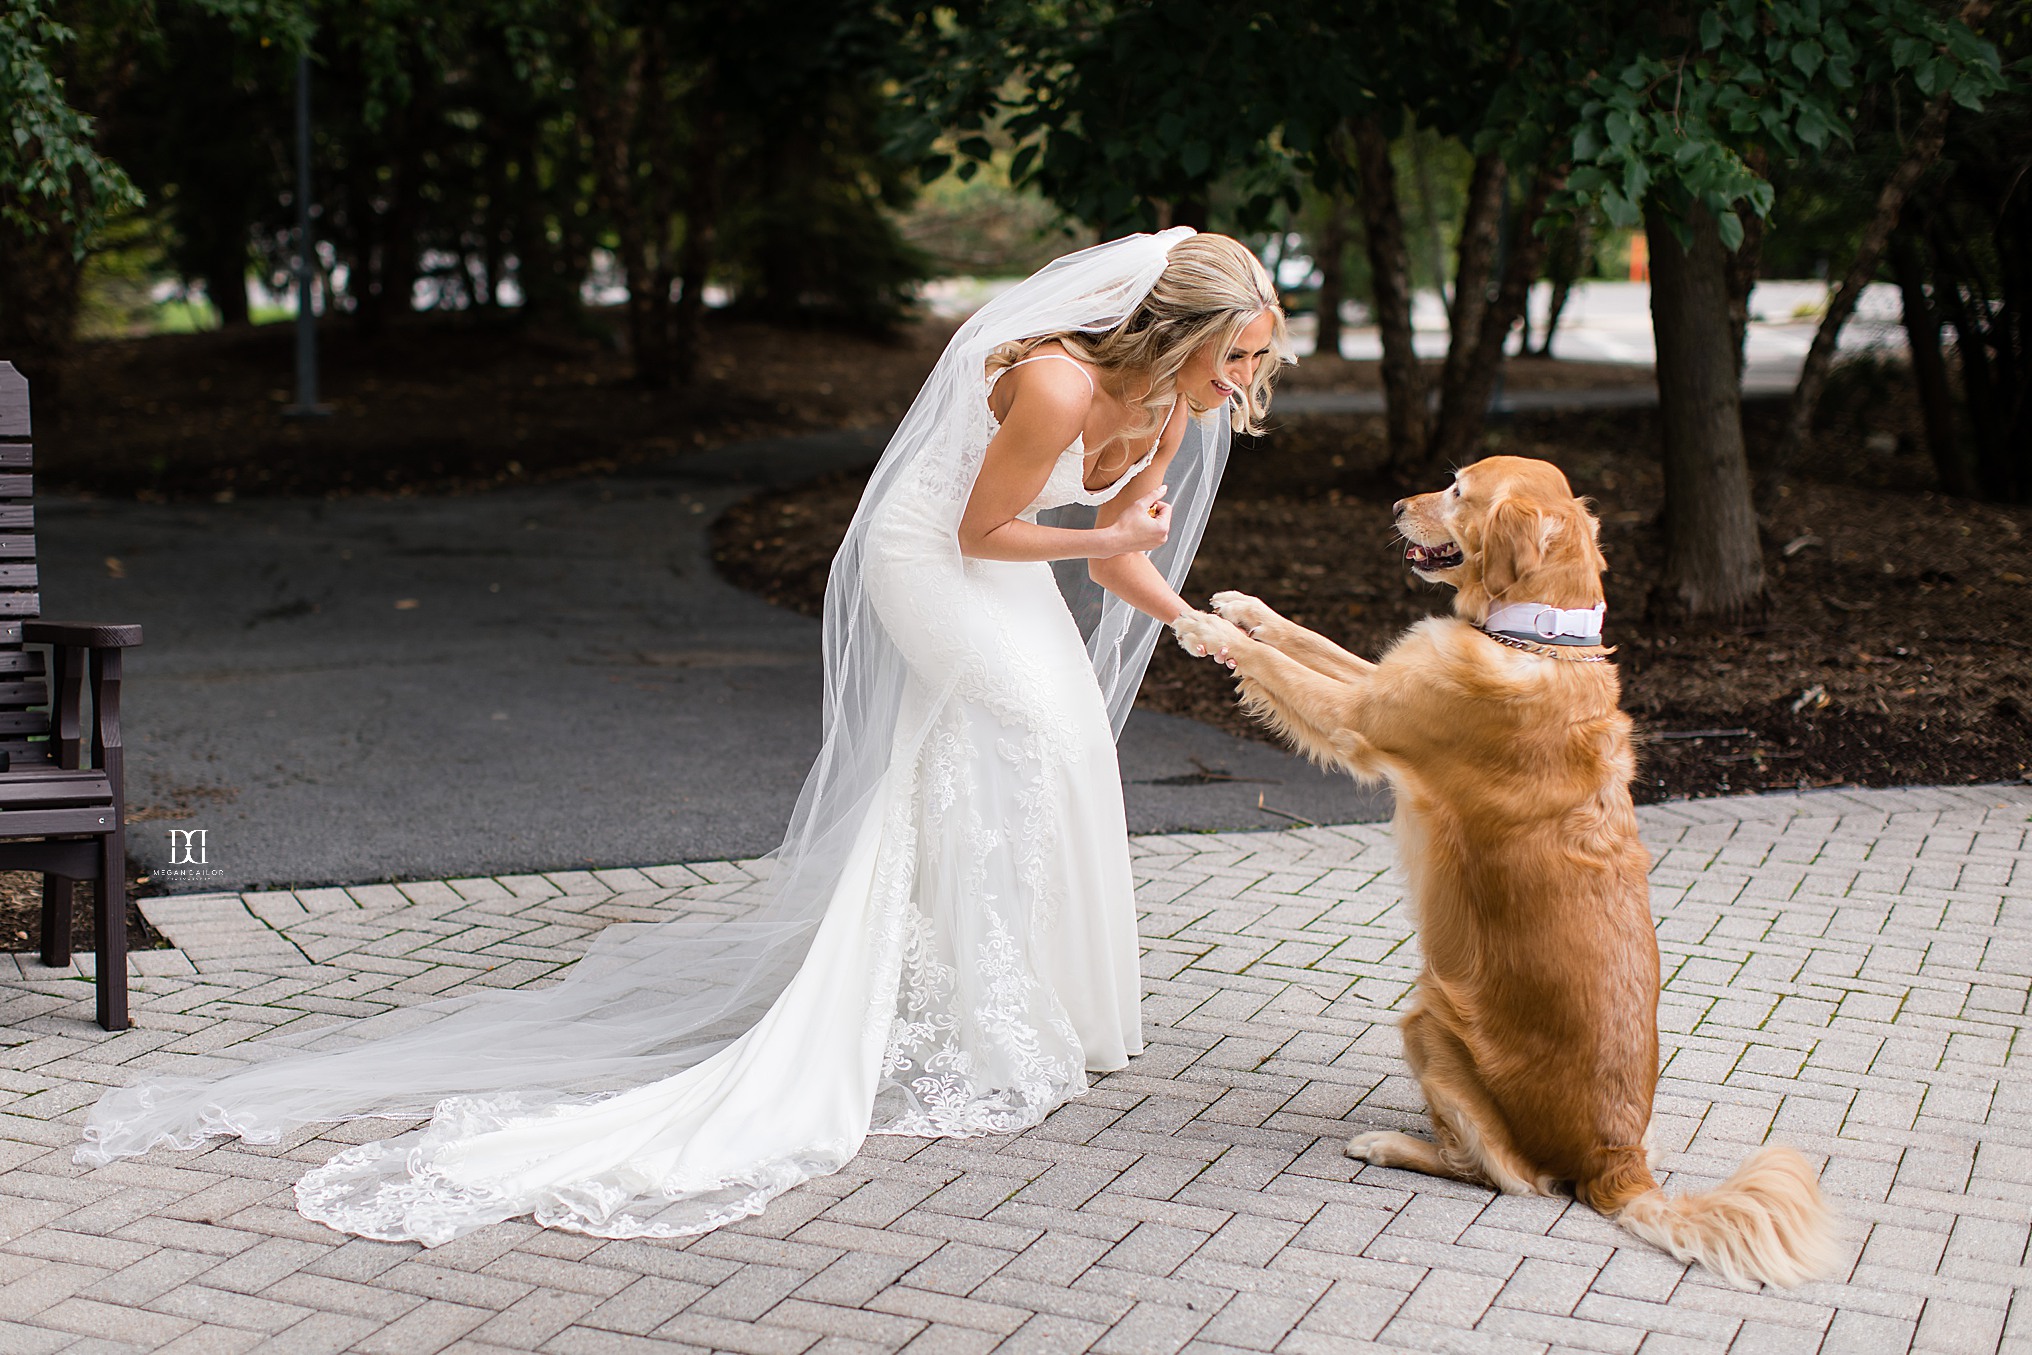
{"left": 1187, "top": 307, "right": 1278, "bottom": 406}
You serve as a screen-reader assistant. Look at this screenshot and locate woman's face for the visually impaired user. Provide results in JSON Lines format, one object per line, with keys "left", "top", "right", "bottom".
{"left": 1179, "top": 309, "right": 1278, "bottom": 408}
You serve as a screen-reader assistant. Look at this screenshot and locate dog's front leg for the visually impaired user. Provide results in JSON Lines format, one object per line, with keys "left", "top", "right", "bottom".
{"left": 1173, "top": 611, "right": 1383, "bottom": 777}
{"left": 1210, "top": 591, "right": 1377, "bottom": 685}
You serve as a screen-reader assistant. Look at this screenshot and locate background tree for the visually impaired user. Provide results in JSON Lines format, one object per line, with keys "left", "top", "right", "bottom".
{"left": 1553, "top": 0, "right": 2006, "bottom": 618}
{"left": 6, "top": 0, "right": 927, "bottom": 391}
{"left": 91, "top": 6, "right": 291, "bottom": 328}
{"left": 0, "top": 0, "right": 305, "bottom": 395}
{"left": 905, "top": 0, "right": 1578, "bottom": 476}
{"left": 1757, "top": 2, "right": 2028, "bottom": 503}
{"left": 1529, "top": 210, "right": 1598, "bottom": 356}
{"left": 1777, "top": 0, "right": 1999, "bottom": 478}
{"left": 1891, "top": 9, "right": 2031, "bottom": 502}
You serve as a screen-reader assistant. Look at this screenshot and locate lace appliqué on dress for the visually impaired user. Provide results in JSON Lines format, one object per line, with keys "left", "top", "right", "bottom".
{"left": 870, "top": 690, "right": 1085, "bottom": 1141}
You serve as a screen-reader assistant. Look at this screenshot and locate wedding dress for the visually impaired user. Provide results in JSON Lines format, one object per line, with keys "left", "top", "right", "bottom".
{"left": 77, "top": 228, "right": 1235, "bottom": 1245}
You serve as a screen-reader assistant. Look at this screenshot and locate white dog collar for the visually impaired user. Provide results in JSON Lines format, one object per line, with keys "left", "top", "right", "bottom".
{"left": 1483, "top": 601, "right": 1606, "bottom": 646}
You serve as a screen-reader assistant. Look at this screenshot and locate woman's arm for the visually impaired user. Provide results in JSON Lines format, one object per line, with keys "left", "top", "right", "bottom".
{"left": 1089, "top": 403, "right": 1194, "bottom": 624}
{"left": 957, "top": 362, "right": 1170, "bottom": 563}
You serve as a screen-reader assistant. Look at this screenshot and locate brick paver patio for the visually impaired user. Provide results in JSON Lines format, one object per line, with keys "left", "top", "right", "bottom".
{"left": 4, "top": 782, "right": 2030, "bottom": 1354}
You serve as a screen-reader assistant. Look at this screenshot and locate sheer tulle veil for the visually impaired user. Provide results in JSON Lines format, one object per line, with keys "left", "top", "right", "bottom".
{"left": 77, "top": 226, "right": 1234, "bottom": 1173}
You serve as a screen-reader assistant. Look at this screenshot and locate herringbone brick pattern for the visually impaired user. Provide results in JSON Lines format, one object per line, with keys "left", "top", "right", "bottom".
{"left": 3, "top": 783, "right": 2029, "bottom": 1353}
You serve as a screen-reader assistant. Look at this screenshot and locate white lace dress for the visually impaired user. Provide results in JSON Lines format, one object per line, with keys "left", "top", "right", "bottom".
{"left": 291, "top": 423, "right": 1154, "bottom": 1245}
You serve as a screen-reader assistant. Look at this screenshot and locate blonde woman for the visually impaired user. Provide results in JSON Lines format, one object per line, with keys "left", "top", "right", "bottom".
{"left": 82, "top": 228, "right": 1289, "bottom": 1246}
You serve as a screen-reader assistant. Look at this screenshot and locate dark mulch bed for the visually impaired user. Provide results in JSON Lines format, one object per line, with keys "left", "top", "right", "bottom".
{"left": 1, "top": 871, "right": 169, "bottom": 957}
{"left": 716, "top": 393, "right": 2032, "bottom": 803}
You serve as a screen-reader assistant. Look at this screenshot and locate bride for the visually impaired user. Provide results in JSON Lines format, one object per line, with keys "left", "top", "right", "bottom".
{"left": 78, "top": 227, "right": 1288, "bottom": 1245}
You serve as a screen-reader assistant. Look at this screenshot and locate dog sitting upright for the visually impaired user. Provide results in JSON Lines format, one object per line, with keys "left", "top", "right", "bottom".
{"left": 1172, "top": 455, "right": 1835, "bottom": 1290}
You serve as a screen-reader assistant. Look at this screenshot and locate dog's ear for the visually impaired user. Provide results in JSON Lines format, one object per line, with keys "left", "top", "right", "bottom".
{"left": 1480, "top": 498, "right": 1551, "bottom": 599}
{"left": 1573, "top": 497, "right": 1608, "bottom": 574}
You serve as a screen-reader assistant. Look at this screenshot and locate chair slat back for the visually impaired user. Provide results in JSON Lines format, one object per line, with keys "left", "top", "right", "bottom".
{"left": 0, "top": 363, "right": 54, "bottom": 767}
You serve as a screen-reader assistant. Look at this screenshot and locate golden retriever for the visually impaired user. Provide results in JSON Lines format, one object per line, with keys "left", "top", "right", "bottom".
{"left": 1171, "top": 455, "right": 1835, "bottom": 1290}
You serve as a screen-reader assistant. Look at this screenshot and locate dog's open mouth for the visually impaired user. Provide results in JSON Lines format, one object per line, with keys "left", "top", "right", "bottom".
{"left": 1404, "top": 540, "right": 1465, "bottom": 571}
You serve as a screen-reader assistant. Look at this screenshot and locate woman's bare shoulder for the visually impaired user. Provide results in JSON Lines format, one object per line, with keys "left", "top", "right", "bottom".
{"left": 990, "top": 353, "right": 1095, "bottom": 445}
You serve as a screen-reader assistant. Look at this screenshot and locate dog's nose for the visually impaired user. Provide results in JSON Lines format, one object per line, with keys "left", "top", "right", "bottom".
{"left": 1391, "top": 499, "right": 1406, "bottom": 516}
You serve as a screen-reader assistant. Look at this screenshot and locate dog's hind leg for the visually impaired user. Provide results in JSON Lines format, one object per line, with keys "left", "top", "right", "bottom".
{"left": 1346, "top": 1006, "right": 1551, "bottom": 1196}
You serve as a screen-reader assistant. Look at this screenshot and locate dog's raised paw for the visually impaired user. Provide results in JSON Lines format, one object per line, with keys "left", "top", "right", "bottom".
{"left": 1171, "top": 609, "right": 1244, "bottom": 660}
{"left": 1170, "top": 610, "right": 1214, "bottom": 657}
{"left": 1209, "top": 590, "right": 1273, "bottom": 634}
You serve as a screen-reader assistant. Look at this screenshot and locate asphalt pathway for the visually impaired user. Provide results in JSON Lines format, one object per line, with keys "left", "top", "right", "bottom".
{"left": 40, "top": 432, "right": 1387, "bottom": 893}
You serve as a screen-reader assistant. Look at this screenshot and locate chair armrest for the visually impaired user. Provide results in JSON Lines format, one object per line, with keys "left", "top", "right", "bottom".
{"left": 27, "top": 623, "right": 140, "bottom": 775}
{"left": 23, "top": 621, "right": 143, "bottom": 649}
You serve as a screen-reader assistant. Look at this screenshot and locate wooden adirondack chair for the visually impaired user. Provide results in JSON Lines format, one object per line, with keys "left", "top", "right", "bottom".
{"left": 0, "top": 361, "right": 143, "bottom": 1030}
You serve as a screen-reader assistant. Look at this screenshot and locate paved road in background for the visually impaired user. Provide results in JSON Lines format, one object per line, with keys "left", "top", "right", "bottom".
{"left": 1280, "top": 277, "right": 1906, "bottom": 389}
{"left": 40, "top": 432, "right": 1386, "bottom": 893}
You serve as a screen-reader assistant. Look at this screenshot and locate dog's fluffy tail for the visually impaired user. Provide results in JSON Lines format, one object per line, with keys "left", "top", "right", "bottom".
{"left": 1584, "top": 1146, "right": 1839, "bottom": 1290}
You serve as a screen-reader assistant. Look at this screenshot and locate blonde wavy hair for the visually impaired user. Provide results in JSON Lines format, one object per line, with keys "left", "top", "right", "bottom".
{"left": 986, "top": 233, "right": 1291, "bottom": 444}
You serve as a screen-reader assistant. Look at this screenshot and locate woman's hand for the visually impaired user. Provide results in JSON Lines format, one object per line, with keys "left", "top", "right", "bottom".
{"left": 1102, "top": 484, "right": 1171, "bottom": 556}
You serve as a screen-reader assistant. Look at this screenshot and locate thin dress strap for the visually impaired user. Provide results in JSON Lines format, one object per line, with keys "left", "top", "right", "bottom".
{"left": 988, "top": 351, "right": 1097, "bottom": 394}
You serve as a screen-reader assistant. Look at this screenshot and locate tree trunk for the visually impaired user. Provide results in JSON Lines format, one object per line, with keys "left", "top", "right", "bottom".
{"left": 1645, "top": 199, "right": 1767, "bottom": 619}
{"left": 672, "top": 97, "right": 724, "bottom": 384}
{"left": 1777, "top": 0, "right": 1988, "bottom": 475}
{"left": 352, "top": 102, "right": 429, "bottom": 335}
{"left": 479, "top": 144, "right": 509, "bottom": 310}
{"left": 1312, "top": 191, "right": 1351, "bottom": 362}
{"left": 1409, "top": 133, "right": 1452, "bottom": 318}
{"left": 203, "top": 249, "right": 251, "bottom": 327}
{"left": 1888, "top": 228, "right": 1970, "bottom": 496}
{"left": 1439, "top": 152, "right": 1507, "bottom": 398}
{"left": 1924, "top": 211, "right": 2023, "bottom": 500}
{"left": 1532, "top": 214, "right": 1592, "bottom": 356}
{"left": 1533, "top": 281, "right": 1569, "bottom": 357}
{"left": 635, "top": 28, "right": 677, "bottom": 382}
{"left": 1348, "top": 118, "right": 1428, "bottom": 470}
{"left": 0, "top": 215, "right": 84, "bottom": 407}
{"left": 1725, "top": 147, "right": 1767, "bottom": 377}
{"left": 511, "top": 134, "right": 577, "bottom": 324}
{"left": 584, "top": 24, "right": 674, "bottom": 387}
{"left": 1427, "top": 166, "right": 1560, "bottom": 470}
{"left": 381, "top": 105, "right": 432, "bottom": 325}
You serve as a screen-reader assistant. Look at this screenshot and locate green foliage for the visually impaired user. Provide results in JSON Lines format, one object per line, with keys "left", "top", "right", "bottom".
{"left": 103, "top": 4, "right": 294, "bottom": 322}
{"left": 707, "top": 0, "right": 931, "bottom": 328}
{"left": 895, "top": 155, "right": 1077, "bottom": 279}
{"left": 1557, "top": 0, "right": 2008, "bottom": 250}
{"left": 1, "top": 0, "right": 307, "bottom": 251}
{"left": 897, "top": 0, "right": 2008, "bottom": 271}
{"left": 893, "top": 0, "right": 1306, "bottom": 231}
{"left": 1895, "top": 9, "right": 2032, "bottom": 500}
{"left": 0, "top": 0, "right": 139, "bottom": 245}
{"left": 894, "top": 0, "right": 1566, "bottom": 234}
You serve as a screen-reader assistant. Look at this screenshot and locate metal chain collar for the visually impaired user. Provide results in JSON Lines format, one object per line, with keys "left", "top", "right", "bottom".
{"left": 1477, "top": 627, "right": 1616, "bottom": 663}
